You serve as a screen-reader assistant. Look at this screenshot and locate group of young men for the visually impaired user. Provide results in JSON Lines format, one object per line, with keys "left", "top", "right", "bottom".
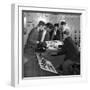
{"left": 24, "top": 20, "right": 80, "bottom": 75}
{"left": 25, "top": 20, "right": 68, "bottom": 48}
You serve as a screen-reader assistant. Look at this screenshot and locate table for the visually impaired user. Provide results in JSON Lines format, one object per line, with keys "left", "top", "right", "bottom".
{"left": 35, "top": 40, "right": 63, "bottom": 74}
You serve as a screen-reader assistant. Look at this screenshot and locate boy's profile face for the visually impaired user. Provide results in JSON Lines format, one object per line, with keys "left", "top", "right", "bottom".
{"left": 61, "top": 24, "right": 66, "bottom": 30}
{"left": 63, "top": 34, "right": 68, "bottom": 40}
{"left": 55, "top": 26, "right": 58, "bottom": 31}
{"left": 45, "top": 25, "right": 51, "bottom": 32}
{"left": 39, "top": 25, "right": 43, "bottom": 30}
{"left": 63, "top": 30, "right": 70, "bottom": 40}
{"left": 46, "top": 28, "right": 51, "bottom": 32}
{"left": 37, "top": 25, "right": 45, "bottom": 31}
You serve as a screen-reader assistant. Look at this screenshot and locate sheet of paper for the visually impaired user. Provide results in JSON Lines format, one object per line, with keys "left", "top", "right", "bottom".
{"left": 36, "top": 53, "right": 58, "bottom": 74}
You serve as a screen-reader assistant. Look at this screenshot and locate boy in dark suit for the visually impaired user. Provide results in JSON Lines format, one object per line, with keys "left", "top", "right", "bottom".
{"left": 51, "top": 23, "right": 60, "bottom": 40}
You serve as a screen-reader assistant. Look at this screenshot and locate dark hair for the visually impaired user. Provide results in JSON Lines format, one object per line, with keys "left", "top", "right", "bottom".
{"left": 38, "top": 21, "right": 45, "bottom": 26}
{"left": 63, "top": 30, "right": 70, "bottom": 36}
{"left": 54, "top": 23, "right": 59, "bottom": 27}
{"left": 46, "top": 23, "right": 54, "bottom": 30}
{"left": 61, "top": 21, "right": 66, "bottom": 25}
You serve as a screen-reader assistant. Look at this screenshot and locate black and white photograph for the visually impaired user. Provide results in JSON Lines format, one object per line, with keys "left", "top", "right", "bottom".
{"left": 0, "top": 0, "right": 89, "bottom": 88}
{"left": 23, "top": 10, "right": 80, "bottom": 77}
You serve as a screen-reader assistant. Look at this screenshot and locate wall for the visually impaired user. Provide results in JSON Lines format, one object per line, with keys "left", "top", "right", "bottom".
{"left": 23, "top": 12, "right": 80, "bottom": 45}
{"left": 0, "top": 0, "right": 90, "bottom": 89}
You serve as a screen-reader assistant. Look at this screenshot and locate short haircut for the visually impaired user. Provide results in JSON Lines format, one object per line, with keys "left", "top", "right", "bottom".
{"left": 46, "top": 22, "right": 54, "bottom": 30}
{"left": 38, "top": 21, "right": 45, "bottom": 26}
{"left": 61, "top": 21, "right": 66, "bottom": 25}
{"left": 63, "top": 30, "right": 70, "bottom": 35}
{"left": 54, "top": 23, "right": 59, "bottom": 27}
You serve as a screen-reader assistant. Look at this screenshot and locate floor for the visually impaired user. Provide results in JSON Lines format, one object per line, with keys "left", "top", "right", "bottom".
{"left": 23, "top": 48, "right": 65, "bottom": 77}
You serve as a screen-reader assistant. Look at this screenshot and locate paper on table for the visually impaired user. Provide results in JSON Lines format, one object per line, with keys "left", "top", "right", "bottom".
{"left": 36, "top": 53, "right": 58, "bottom": 74}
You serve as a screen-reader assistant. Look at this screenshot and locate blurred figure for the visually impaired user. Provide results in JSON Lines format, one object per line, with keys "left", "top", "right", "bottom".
{"left": 52, "top": 29, "right": 80, "bottom": 75}
{"left": 45, "top": 22, "right": 54, "bottom": 40}
{"left": 51, "top": 23, "right": 60, "bottom": 40}
{"left": 35, "top": 22, "right": 50, "bottom": 53}
{"left": 38, "top": 21, "right": 45, "bottom": 42}
{"left": 60, "top": 20, "right": 70, "bottom": 41}
{"left": 24, "top": 21, "right": 47, "bottom": 77}
{"left": 24, "top": 21, "right": 45, "bottom": 53}
{"left": 36, "top": 22, "right": 54, "bottom": 53}
{"left": 38, "top": 22, "right": 50, "bottom": 42}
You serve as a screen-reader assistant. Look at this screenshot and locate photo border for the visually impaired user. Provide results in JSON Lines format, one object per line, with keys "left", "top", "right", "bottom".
{"left": 11, "top": 4, "right": 87, "bottom": 87}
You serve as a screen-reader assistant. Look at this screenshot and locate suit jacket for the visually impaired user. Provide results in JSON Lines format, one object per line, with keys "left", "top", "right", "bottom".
{"left": 51, "top": 30, "right": 60, "bottom": 40}
{"left": 24, "top": 28, "right": 50, "bottom": 53}
{"left": 58, "top": 37, "right": 80, "bottom": 62}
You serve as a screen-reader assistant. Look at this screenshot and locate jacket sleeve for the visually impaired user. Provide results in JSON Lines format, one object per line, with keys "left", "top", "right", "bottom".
{"left": 58, "top": 41, "right": 67, "bottom": 55}
{"left": 25, "top": 28, "right": 38, "bottom": 48}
